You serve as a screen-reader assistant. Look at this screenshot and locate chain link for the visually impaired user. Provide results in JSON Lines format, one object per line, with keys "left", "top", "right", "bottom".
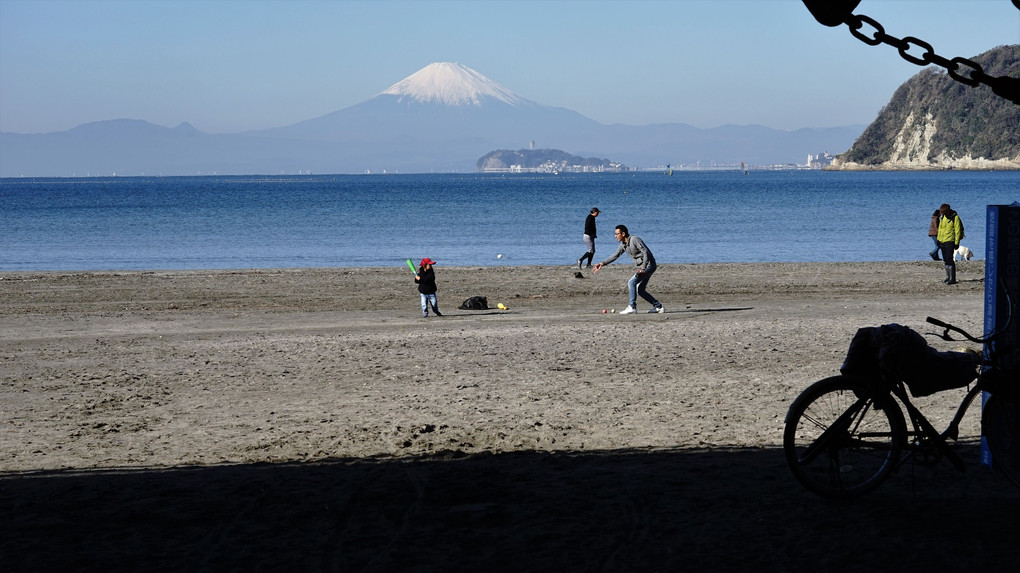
{"left": 804, "top": 1, "right": 1020, "bottom": 105}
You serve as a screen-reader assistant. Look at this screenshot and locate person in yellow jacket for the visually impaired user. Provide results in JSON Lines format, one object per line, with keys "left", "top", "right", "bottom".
{"left": 936, "top": 203, "right": 964, "bottom": 285}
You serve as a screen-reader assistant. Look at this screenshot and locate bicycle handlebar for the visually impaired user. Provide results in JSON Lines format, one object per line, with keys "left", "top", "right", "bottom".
{"left": 925, "top": 279, "right": 1016, "bottom": 344}
{"left": 925, "top": 316, "right": 987, "bottom": 343}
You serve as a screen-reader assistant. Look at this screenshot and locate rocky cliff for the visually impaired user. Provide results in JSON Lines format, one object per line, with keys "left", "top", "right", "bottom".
{"left": 830, "top": 45, "right": 1019, "bottom": 170}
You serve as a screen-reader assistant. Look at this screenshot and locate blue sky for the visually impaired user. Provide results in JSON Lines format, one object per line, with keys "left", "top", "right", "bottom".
{"left": 1, "top": 0, "right": 1017, "bottom": 134}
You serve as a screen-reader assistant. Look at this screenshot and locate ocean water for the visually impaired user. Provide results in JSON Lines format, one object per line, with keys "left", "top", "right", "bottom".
{"left": 0, "top": 171, "right": 1017, "bottom": 271}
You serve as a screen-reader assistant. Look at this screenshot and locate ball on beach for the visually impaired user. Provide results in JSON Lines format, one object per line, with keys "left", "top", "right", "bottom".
{"left": 610, "top": 309, "right": 615, "bottom": 313}
{"left": 602, "top": 309, "right": 607, "bottom": 313}
{"left": 497, "top": 253, "right": 503, "bottom": 259}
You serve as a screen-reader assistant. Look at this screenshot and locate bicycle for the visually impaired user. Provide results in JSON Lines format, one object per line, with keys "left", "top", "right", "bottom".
{"left": 783, "top": 289, "right": 1019, "bottom": 498}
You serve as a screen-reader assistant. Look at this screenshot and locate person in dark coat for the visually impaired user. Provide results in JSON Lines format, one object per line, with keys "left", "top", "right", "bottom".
{"left": 577, "top": 207, "right": 600, "bottom": 269}
{"left": 928, "top": 208, "right": 941, "bottom": 261}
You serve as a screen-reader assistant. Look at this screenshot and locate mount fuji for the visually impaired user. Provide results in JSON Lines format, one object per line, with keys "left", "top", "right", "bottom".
{"left": 0, "top": 62, "right": 862, "bottom": 176}
{"left": 381, "top": 61, "right": 530, "bottom": 106}
{"left": 248, "top": 62, "right": 605, "bottom": 170}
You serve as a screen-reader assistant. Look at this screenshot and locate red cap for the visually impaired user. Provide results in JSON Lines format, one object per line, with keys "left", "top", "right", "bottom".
{"left": 420, "top": 258, "right": 436, "bottom": 266}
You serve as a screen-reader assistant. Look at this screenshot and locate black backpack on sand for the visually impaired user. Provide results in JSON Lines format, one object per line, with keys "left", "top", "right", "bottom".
{"left": 458, "top": 296, "right": 489, "bottom": 310}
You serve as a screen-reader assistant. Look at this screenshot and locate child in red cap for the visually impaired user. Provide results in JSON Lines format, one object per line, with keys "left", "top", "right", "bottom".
{"left": 414, "top": 258, "right": 442, "bottom": 318}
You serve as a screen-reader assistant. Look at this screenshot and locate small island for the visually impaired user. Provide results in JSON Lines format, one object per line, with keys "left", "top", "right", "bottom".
{"left": 477, "top": 148, "right": 627, "bottom": 173}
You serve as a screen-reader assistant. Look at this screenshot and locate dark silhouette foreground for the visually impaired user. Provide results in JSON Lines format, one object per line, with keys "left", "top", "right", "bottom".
{"left": 3, "top": 444, "right": 1019, "bottom": 571}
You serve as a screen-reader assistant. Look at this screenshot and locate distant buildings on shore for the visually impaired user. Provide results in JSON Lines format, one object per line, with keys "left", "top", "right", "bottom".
{"left": 806, "top": 152, "right": 835, "bottom": 168}
{"left": 474, "top": 143, "right": 836, "bottom": 174}
{"left": 482, "top": 161, "right": 627, "bottom": 174}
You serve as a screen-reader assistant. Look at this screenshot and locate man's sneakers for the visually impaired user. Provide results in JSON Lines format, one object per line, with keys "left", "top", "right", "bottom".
{"left": 617, "top": 305, "right": 664, "bottom": 315}
{"left": 577, "top": 259, "right": 583, "bottom": 270}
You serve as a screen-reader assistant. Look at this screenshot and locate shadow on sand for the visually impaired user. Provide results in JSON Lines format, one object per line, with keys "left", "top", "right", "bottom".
{"left": 3, "top": 444, "right": 1019, "bottom": 571}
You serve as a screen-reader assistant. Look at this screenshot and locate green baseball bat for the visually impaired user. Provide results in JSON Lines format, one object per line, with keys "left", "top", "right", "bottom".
{"left": 406, "top": 259, "right": 417, "bottom": 273}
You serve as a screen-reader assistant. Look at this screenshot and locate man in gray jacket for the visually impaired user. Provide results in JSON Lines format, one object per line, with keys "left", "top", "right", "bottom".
{"left": 593, "top": 224, "right": 664, "bottom": 314}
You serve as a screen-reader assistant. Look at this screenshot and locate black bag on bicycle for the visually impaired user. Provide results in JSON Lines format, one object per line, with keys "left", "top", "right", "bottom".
{"left": 841, "top": 323, "right": 979, "bottom": 397}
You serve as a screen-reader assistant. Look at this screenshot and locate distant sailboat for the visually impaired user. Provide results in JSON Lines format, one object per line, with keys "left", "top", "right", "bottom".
{"left": 741, "top": 161, "right": 748, "bottom": 175}
{"left": 666, "top": 163, "right": 673, "bottom": 176}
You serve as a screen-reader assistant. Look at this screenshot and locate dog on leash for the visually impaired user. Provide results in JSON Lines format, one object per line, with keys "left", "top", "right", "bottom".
{"left": 954, "top": 245, "right": 974, "bottom": 261}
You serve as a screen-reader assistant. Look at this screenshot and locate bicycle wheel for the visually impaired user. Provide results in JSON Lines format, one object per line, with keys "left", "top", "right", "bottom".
{"left": 982, "top": 395, "right": 1020, "bottom": 489}
{"left": 784, "top": 375, "right": 906, "bottom": 498}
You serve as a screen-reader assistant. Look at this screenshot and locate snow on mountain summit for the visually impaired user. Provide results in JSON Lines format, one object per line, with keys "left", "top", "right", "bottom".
{"left": 380, "top": 62, "right": 527, "bottom": 106}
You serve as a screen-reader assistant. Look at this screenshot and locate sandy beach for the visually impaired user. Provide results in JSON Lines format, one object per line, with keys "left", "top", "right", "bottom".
{"left": 3, "top": 261, "right": 1019, "bottom": 571}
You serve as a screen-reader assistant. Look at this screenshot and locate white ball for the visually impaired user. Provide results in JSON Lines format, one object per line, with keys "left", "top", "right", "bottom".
{"left": 497, "top": 253, "right": 503, "bottom": 259}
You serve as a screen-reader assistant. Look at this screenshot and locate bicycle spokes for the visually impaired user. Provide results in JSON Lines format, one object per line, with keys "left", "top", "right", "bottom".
{"left": 785, "top": 377, "right": 905, "bottom": 498}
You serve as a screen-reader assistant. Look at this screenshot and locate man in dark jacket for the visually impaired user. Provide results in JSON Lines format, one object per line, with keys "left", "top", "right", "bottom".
{"left": 577, "top": 207, "right": 599, "bottom": 269}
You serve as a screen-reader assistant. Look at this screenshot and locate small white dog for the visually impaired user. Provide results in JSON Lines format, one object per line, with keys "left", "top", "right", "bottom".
{"left": 954, "top": 245, "right": 974, "bottom": 261}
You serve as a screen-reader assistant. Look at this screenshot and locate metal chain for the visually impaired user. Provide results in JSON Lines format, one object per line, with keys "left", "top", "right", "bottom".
{"left": 803, "top": 0, "right": 1020, "bottom": 105}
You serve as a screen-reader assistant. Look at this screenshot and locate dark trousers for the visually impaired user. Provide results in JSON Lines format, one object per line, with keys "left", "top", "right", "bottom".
{"left": 939, "top": 242, "right": 956, "bottom": 269}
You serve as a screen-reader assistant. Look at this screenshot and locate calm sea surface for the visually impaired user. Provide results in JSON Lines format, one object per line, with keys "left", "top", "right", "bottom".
{"left": 1, "top": 171, "right": 1017, "bottom": 271}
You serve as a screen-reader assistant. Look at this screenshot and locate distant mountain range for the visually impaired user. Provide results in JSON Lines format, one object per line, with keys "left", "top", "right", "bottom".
{"left": 0, "top": 62, "right": 864, "bottom": 177}
{"left": 831, "top": 45, "right": 1020, "bottom": 170}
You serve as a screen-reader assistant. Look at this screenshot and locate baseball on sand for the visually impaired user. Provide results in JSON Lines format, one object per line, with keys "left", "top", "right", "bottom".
{"left": 497, "top": 253, "right": 503, "bottom": 259}
{"left": 611, "top": 309, "right": 615, "bottom": 313}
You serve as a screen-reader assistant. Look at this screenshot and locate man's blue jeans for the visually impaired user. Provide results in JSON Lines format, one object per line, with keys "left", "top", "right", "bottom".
{"left": 628, "top": 261, "right": 660, "bottom": 309}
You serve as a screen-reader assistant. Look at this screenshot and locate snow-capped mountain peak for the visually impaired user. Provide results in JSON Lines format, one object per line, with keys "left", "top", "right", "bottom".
{"left": 380, "top": 62, "right": 526, "bottom": 106}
